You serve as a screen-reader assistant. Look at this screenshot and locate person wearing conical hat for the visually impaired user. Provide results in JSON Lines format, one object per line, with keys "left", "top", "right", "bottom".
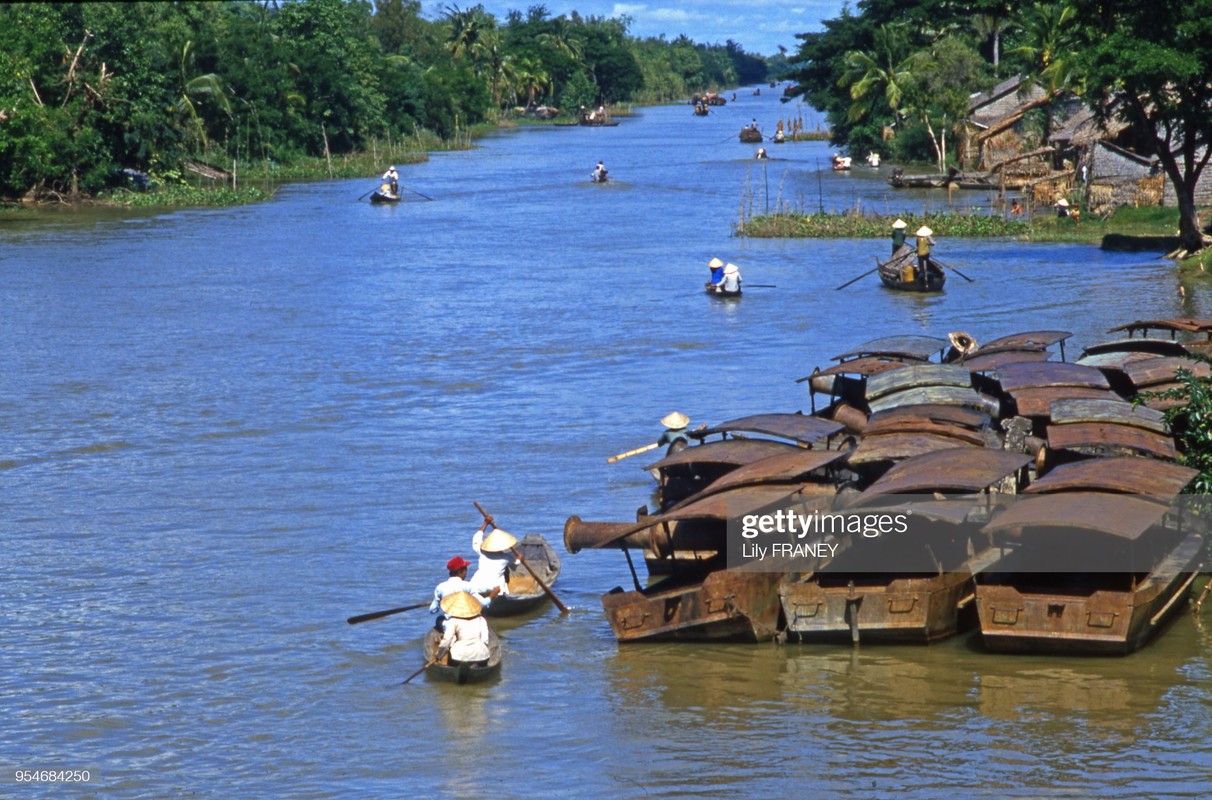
{"left": 914, "top": 225, "right": 935, "bottom": 288}
{"left": 655, "top": 411, "right": 707, "bottom": 456}
{"left": 470, "top": 517, "right": 519, "bottom": 595}
{"left": 437, "top": 592, "right": 492, "bottom": 666}
{"left": 890, "top": 218, "right": 908, "bottom": 254}
{"left": 381, "top": 165, "right": 399, "bottom": 197}
{"left": 430, "top": 554, "right": 498, "bottom": 630}
{"left": 1055, "top": 197, "right": 1070, "bottom": 217}
{"left": 707, "top": 257, "right": 725, "bottom": 287}
{"left": 719, "top": 262, "right": 742, "bottom": 295}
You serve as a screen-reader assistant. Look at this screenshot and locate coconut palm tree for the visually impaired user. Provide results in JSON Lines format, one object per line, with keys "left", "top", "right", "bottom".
{"left": 841, "top": 24, "right": 913, "bottom": 125}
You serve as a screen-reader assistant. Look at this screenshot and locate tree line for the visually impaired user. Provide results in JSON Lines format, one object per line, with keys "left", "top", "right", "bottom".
{"left": 787, "top": 0, "right": 1212, "bottom": 252}
{"left": 0, "top": 0, "right": 768, "bottom": 200}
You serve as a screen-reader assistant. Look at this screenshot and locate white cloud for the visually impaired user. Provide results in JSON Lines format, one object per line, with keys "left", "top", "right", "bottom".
{"left": 649, "top": 8, "right": 694, "bottom": 21}
{"left": 612, "top": 3, "right": 647, "bottom": 14}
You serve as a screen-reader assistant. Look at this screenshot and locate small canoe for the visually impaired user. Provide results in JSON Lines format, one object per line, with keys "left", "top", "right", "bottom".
{"left": 369, "top": 189, "right": 400, "bottom": 204}
{"left": 739, "top": 128, "right": 763, "bottom": 143}
{"left": 484, "top": 534, "right": 561, "bottom": 616}
{"left": 422, "top": 627, "right": 502, "bottom": 684}
{"left": 705, "top": 282, "right": 742, "bottom": 299}
{"left": 877, "top": 245, "right": 946, "bottom": 292}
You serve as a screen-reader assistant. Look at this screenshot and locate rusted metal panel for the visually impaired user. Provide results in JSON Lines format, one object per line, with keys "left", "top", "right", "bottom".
{"left": 867, "top": 385, "right": 990, "bottom": 414}
{"left": 601, "top": 569, "right": 786, "bottom": 642}
{"left": 1075, "top": 350, "right": 1159, "bottom": 371}
{"left": 1010, "top": 386, "right": 1117, "bottom": 417}
{"left": 980, "top": 330, "right": 1073, "bottom": 351}
{"left": 644, "top": 439, "right": 799, "bottom": 471}
{"left": 1048, "top": 398, "right": 1168, "bottom": 434}
{"left": 1122, "top": 356, "right": 1212, "bottom": 387}
{"left": 1080, "top": 338, "right": 1195, "bottom": 358}
{"left": 862, "top": 417, "right": 987, "bottom": 445}
{"left": 995, "top": 361, "right": 1111, "bottom": 391}
{"left": 867, "top": 403, "right": 991, "bottom": 431}
{"left": 700, "top": 413, "right": 844, "bottom": 444}
{"left": 849, "top": 432, "right": 980, "bottom": 465}
{"left": 1108, "top": 318, "right": 1212, "bottom": 336}
{"left": 960, "top": 349, "right": 1052, "bottom": 373}
{"left": 1026, "top": 457, "right": 1196, "bottom": 496}
{"left": 1046, "top": 421, "right": 1178, "bottom": 461}
{"left": 798, "top": 356, "right": 921, "bottom": 381}
{"left": 983, "top": 492, "right": 1169, "bottom": 540}
{"left": 668, "top": 449, "right": 848, "bottom": 508}
{"left": 866, "top": 364, "right": 973, "bottom": 400}
{"left": 832, "top": 335, "right": 949, "bottom": 363}
{"left": 853, "top": 448, "right": 1031, "bottom": 501}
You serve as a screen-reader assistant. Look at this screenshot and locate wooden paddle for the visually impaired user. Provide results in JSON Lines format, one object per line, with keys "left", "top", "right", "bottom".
{"left": 744, "top": 284, "right": 778, "bottom": 288}
{"left": 401, "top": 184, "right": 434, "bottom": 201}
{"left": 473, "top": 502, "right": 569, "bottom": 614}
{"left": 835, "top": 257, "right": 882, "bottom": 290}
{"left": 606, "top": 442, "right": 660, "bottom": 463}
{"left": 347, "top": 602, "right": 429, "bottom": 625}
{"left": 401, "top": 658, "right": 436, "bottom": 685}
{"left": 931, "top": 257, "right": 974, "bottom": 282}
{"left": 356, "top": 189, "right": 374, "bottom": 201}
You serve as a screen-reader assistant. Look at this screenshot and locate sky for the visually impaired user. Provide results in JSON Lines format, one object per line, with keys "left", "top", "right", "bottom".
{"left": 421, "top": 0, "right": 847, "bottom": 57}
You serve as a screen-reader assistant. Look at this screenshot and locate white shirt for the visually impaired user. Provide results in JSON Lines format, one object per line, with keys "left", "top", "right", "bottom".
{"left": 470, "top": 528, "right": 516, "bottom": 594}
{"left": 721, "top": 272, "right": 741, "bottom": 292}
{"left": 439, "top": 615, "right": 491, "bottom": 662}
{"left": 429, "top": 576, "right": 490, "bottom": 614}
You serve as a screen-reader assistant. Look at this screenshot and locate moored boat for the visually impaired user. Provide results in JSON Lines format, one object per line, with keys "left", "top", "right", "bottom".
{"left": 421, "top": 626, "right": 502, "bottom": 684}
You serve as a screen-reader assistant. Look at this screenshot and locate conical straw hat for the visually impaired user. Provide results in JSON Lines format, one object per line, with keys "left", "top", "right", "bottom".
{"left": 916, "top": 226, "right": 933, "bottom": 237}
{"left": 1056, "top": 198, "right": 1069, "bottom": 207}
{"left": 440, "top": 591, "right": 483, "bottom": 619}
{"left": 708, "top": 257, "right": 724, "bottom": 268}
{"left": 892, "top": 219, "right": 907, "bottom": 229}
{"left": 724, "top": 263, "right": 739, "bottom": 275}
{"left": 661, "top": 411, "right": 690, "bottom": 428}
{"left": 479, "top": 528, "right": 518, "bottom": 553}
{"left": 948, "top": 331, "right": 979, "bottom": 354}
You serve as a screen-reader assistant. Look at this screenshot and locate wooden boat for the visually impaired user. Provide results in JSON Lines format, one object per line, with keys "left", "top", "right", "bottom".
{"left": 705, "top": 282, "right": 741, "bottom": 298}
{"left": 877, "top": 245, "right": 945, "bottom": 292}
{"left": 739, "top": 127, "right": 763, "bottom": 143}
{"left": 369, "top": 186, "right": 401, "bottom": 204}
{"left": 694, "top": 105, "right": 710, "bottom": 116}
{"left": 483, "top": 534, "right": 561, "bottom": 617}
{"left": 421, "top": 626, "right": 502, "bottom": 684}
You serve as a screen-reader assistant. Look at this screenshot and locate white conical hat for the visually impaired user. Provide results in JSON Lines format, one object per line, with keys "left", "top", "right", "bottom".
{"left": 440, "top": 591, "right": 483, "bottom": 618}
{"left": 708, "top": 257, "right": 724, "bottom": 268}
{"left": 661, "top": 411, "right": 690, "bottom": 428}
{"left": 724, "top": 263, "right": 739, "bottom": 275}
{"left": 1056, "top": 198, "right": 1069, "bottom": 207}
{"left": 892, "top": 219, "right": 907, "bottom": 229}
{"left": 479, "top": 528, "right": 518, "bottom": 553}
{"left": 916, "top": 226, "right": 933, "bottom": 237}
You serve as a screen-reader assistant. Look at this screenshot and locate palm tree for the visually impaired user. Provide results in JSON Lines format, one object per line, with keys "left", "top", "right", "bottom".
{"left": 1010, "top": 1, "right": 1082, "bottom": 140}
{"left": 841, "top": 24, "right": 913, "bottom": 124}
{"left": 443, "top": 4, "right": 489, "bottom": 60}
{"left": 175, "top": 41, "right": 231, "bottom": 153}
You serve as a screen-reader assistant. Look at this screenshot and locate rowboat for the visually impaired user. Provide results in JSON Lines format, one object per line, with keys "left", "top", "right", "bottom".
{"left": 739, "top": 128, "right": 763, "bottom": 143}
{"left": 369, "top": 188, "right": 401, "bottom": 204}
{"left": 421, "top": 626, "right": 502, "bottom": 684}
{"left": 704, "top": 282, "right": 741, "bottom": 298}
{"left": 483, "top": 534, "right": 561, "bottom": 617}
{"left": 878, "top": 245, "right": 945, "bottom": 292}
{"left": 421, "top": 627, "right": 502, "bottom": 683}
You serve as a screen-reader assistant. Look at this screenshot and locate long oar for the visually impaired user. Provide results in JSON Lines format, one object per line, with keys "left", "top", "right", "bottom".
{"left": 401, "top": 658, "right": 437, "bottom": 685}
{"left": 607, "top": 442, "right": 660, "bottom": 463}
{"left": 401, "top": 184, "right": 434, "bottom": 201}
{"left": 931, "top": 257, "right": 974, "bottom": 282}
{"left": 347, "top": 602, "right": 429, "bottom": 625}
{"left": 745, "top": 283, "right": 778, "bottom": 288}
{"left": 473, "top": 502, "right": 569, "bottom": 614}
{"left": 836, "top": 257, "right": 882, "bottom": 290}
{"left": 356, "top": 189, "right": 374, "bottom": 201}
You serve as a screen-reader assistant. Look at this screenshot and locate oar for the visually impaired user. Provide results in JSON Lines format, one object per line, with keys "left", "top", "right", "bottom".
{"left": 931, "top": 257, "right": 974, "bottom": 282}
{"left": 356, "top": 189, "right": 373, "bottom": 201}
{"left": 744, "top": 284, "right": 778, "bottom": 288}
{"left": 473, "top": 501, "right": 569, "bottom": 614}
{"left": 401, "top": 658, "right": 437, "bottom": 685}
{"left": 347, "top": 602, "right": 429, "bottom": 625}
{"left": 401, "top": 184, "right": 434, "bottom": 201}
{"left": 835, "top": 257, "right": 882, "bottom": 290}
{"left": 606, "top": 442, "right": 660, "bottom": 463}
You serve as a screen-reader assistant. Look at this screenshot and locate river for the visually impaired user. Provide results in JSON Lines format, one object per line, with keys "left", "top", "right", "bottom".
{"left": 2, "top": 88, "right": 1211, "bottom": 798}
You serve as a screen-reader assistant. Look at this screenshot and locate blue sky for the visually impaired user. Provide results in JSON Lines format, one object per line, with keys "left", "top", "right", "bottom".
{"left": 420, "top": 1, "right": 846, "bottom": 57}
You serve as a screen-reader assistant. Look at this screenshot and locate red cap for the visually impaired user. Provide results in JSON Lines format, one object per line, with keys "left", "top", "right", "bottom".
{"left": 446, "top": 556, "right": 471, "bottom": 572}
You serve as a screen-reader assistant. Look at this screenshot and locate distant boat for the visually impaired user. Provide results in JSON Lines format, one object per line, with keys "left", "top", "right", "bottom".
{"left": 739, "top": 128, "right": 763, "bottom": 143}
{"left": 369, "top": 184, "right": 401, "bottom": 204}
{"left": 705, "top": 282, "right": 742, "bottom": 299}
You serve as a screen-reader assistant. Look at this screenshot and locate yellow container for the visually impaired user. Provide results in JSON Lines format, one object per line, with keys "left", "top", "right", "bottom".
{"left": 901, "top": 264, "right": 916, "bottom": 283}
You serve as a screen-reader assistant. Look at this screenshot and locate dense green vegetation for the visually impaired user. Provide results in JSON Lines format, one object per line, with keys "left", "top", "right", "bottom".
{"left": 0, "top": 1, "right": 767, "bottom": 202}
{"left": 787, "top": 0, "right": 1212, "bottom": 251}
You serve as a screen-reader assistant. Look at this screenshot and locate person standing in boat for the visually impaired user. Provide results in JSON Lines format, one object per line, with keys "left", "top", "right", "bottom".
{"left": 592, "top": 161, "right": 608, "bottom": 183}
{"left": 381, "top": 165, "right": 399, "bottom": 197}
{"left": 915, "top": 226, "right": 935, "bottom": 289}
{"left": 755, "top": 147, "right": 768, "bottom": 160}
{"left": 891, "top": 218, "right": 908, "bottom": 254}
{"left": 430, "top": 555, "right": 498, "bottom": 630}
{"left": 470, "top": 522, "right": 518, "bottom": 596}
{"left": 436, "top": 592, "right": 492, "bottom": 668}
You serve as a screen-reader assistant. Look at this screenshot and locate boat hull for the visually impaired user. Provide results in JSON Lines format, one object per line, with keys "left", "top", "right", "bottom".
{"left": 369, "top": 190, "right": 400, "bottom": 204}
{"left": 422, "top": 627, "right": 503, "bottom": 684}
{"left": 483, "top": 534, "right": 561, "bottom": 617}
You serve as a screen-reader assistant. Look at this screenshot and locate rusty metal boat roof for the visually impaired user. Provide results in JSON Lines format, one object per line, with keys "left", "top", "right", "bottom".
{"left": 1046, "top": 421, "right": 1178, "bottom": 461}
{"left": 866, "top": 403, "right": 990, "bottom": 431}
{"left": 866, "top": 364, "right": 973, "bottom": 401}
{"left": 851, "top": 447, "right": 1031, "bottom": 503}
{"left": 1049, "top": 397, "right": 1169, "bottom": 434}
{"left": 797, "top": 356, "right": 919, "bottom": 381}
{"left": 983, "top": 493, "right": 1169, "bottom": 540}
{"left": 669, "top": 449, "right": 848, "bottom": 509}
{"left": 867, "top": 384, "right": 990, "bottom": 415}
{"left": 643, "top": 439, "right": 800, "bottom": 471}
{"left": 994, "top": 361, "right": 1111, "bottom": 392}
{"left": 1107, "top": 318, "right": 1212, "bottom": 336}
{"left": 1080, "top": 338, "right": 1195, "bottom": 358}
{"left": 979, "top": 330, "right": 1073, "bottom": 351}
{"left": 848, "top": 431, "right": 980, "bottom": 465}
{"left": 1075, "top": 350, "right": 1163, "bottom": 371}
{"left": 959, "top": 348, "right": 1052, "bottom": 373}
{"left": 700, "top": 413, "right": 844, "bottom": 444}
{"left": 1011, "top": 387, "right": 1117, "bottom": 418}
{"left": 1122, "top": 356, "right": 1212, "bottom": 387}
{"left": 1026, "top": 457, "right": 1196, "bottom": 496}
{"left": 831, "top": 335, "right": 949, "bottom": 363}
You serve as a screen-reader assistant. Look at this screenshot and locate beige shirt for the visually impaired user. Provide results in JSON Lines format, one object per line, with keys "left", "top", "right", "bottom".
{"left": 439, "top": 615, "right": 491, "bottom": 662}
